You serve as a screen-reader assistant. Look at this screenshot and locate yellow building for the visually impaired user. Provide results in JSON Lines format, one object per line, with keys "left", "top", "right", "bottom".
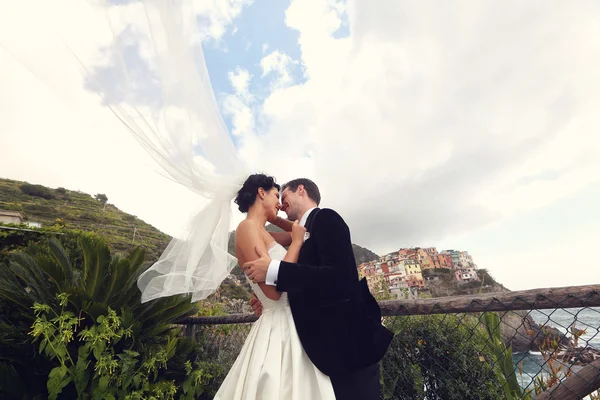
{"left": 403, "top": 260, "right": 423, "bottom": 282}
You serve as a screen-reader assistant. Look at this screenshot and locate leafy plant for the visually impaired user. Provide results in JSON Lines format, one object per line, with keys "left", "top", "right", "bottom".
{"left": 517, "top": 322, "right": 600, "bottom": 398}
{"left": 480, "top": 312, "right": 526, "bottom": 399}
{"left": 1, "top": 235, "right": 196, "bottom": 332}
{"left": 30, "top": 293, "right": 213, "bottom": 399}
{"left": 0, "top": 236, "right": 215, "bottom": 399}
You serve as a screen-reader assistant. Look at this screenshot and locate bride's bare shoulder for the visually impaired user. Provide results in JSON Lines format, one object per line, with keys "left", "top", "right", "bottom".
{"left": 235, "top": 219, "right": 262, "bottom": 240}
{"left": 236, "top": 219, "right": 256, "bottom": 232}
{"left": 235, "top": 220, "right": 270, "bottom": 260}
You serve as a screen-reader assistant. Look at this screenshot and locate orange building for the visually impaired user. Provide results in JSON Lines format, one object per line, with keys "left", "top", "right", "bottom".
{"left": 432, "top": 253, "right": 453, "bottom": 269}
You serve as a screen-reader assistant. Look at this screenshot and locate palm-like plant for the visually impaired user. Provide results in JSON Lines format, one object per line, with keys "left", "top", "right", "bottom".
{"left": 1, "top": 236, "right": 197, "bottom": 335}
{"left": 0, "top": 235, "right": 201, "bottom": 399}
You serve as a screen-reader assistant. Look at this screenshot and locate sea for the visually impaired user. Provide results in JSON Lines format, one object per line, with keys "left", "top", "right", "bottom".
{"left": 512, "top": 307, "right": 600, "bottom": 396}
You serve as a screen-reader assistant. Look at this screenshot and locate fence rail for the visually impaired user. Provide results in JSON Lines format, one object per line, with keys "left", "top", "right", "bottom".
{"left": 179, "top": 284, "right": 600, "bottom": 325}
{"left": 181, "top": 284, "right": 600, "bottom": 399}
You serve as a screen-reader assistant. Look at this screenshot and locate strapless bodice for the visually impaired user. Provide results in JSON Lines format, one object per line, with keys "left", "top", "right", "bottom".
{"left": 247, "top": 242, "right": 289, "bottom": 311}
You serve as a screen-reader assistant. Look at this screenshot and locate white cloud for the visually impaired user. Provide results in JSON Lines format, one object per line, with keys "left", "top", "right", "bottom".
{"left": 223, "top": 95, "right": 254, "bottom": 137}
{"left": 193, "top": 0, "right": 253, "bottom": 41}
{"left": 222, "top": 67, "right": 254, "bottom": 137}
{"left": 228, "top": 67, "right": 252, "bottom": 98}
{"left": 264, "top": 0, "right": 599, "bottom": 237}
{"left": 260, "top": 50, "right": 297, "bottom": 88}
{"left": 478, "top": 225, "right": 600, "bottom": 291}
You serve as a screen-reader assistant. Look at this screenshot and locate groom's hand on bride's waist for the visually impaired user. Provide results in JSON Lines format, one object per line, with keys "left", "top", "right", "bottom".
{"left": 243, "top": 246, "right": 271, "bottom": 284}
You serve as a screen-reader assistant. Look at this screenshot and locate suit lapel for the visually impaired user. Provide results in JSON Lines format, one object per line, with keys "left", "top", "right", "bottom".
{"left": 304, "top": 208, "right": 321, "bottom": 232}
{"left": 298, "top": 208, "right": 320, "bottom": 265}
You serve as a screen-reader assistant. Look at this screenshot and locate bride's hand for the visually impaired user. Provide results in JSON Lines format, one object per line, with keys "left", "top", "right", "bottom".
{"left": 291, "top": 220, "right": 306, "bottom": 245}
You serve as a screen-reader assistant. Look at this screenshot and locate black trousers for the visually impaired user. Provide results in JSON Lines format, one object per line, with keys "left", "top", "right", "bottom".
{"left": 329, "top": 363, "right": 381, "bottom": 400}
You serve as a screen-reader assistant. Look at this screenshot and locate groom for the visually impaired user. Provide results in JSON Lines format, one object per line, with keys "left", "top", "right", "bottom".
{"left": 243, "top": 178, "right": 393, "bottom": 400}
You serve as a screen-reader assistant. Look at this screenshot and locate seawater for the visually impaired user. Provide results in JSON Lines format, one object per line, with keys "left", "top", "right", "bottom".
{"left": 512, "top": 307, "right": 600, "bottom": 396}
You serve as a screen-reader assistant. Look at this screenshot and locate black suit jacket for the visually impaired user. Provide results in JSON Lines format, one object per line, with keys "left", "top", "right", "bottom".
{"left": 276, "top": 208, "right": 394, "bottom": 376}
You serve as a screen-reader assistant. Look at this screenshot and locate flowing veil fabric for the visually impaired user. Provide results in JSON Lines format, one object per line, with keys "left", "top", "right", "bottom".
{"left": 94, "top": 1, "right": 253, "bottom": 303}
{"left": 1, "top": 0, "right": 252, "bottom": 302}
{"left": 101, "top": 0, "right": 254, "bottom": 303}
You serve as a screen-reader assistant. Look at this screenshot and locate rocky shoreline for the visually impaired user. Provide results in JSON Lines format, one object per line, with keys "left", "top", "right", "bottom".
{"left": 500, "top": 311, "right": 600, "bottom": 366}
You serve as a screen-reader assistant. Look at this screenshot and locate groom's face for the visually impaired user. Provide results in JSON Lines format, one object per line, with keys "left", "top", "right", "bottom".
{"left": 281, "top": 187, "right": 302, "bottom": 221}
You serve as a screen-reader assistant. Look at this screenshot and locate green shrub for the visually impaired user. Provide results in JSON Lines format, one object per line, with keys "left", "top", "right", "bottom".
{"left": 0, "top": 203, "right": 23, "bottom": 212}
{"left": 30, "top": 294, "right": 214, "bottom": 400}
{"left": 94, "top": 194, "right": 108, "bottom": 204}
{"left": 381, "top": 314, "right": 506, "bottom": 399}
{"left": 22, "top": 203, "right": 56, "bottom": 215}
{"left": 0, "top": 225, "right": 97, "bottom": 267}
{"left": 19, "top": 184, "right": 55, "bottom": 200}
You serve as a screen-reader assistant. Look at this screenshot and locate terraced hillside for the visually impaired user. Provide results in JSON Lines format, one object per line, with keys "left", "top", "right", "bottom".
{"left": 0, "top": 178, "right": 171, "bottom": 261}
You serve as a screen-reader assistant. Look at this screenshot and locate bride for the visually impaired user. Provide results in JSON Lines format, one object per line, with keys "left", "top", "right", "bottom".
{"left": 214, "top": 174, "right": 336, "bottom": 399}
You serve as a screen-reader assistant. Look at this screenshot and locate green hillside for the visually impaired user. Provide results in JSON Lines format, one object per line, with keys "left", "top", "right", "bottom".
{"left": 0, "top": 178, "right": 171, "bottom": 261}
{"left": 352, "top": 243, "right": 380, "bottom": 265}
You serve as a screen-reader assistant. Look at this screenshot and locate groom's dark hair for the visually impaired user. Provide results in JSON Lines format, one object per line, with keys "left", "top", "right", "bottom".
{"left": 282, "top": 178, "right": 321, "bottom": 205}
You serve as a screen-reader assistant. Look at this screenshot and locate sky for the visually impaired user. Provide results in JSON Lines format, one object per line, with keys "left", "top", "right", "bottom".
{"left": 1, "top": 0, "right": 599, "bottom": 291}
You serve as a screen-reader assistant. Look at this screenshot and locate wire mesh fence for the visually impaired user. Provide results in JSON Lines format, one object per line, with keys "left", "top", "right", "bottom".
{"left": 181, "top": 285, "right": 600, "bottom": 399}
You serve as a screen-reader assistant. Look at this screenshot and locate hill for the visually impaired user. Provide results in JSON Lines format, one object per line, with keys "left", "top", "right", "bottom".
{"left": 352, "top": 243, "right": 379, "bottom": 265}
{"left": 0, "top": 178, "right": 171, "bottom": 261}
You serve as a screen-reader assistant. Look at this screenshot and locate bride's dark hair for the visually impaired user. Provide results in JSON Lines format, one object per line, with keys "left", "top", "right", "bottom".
{"left": 234, "top": 174, "right": 280, "bottom": 213}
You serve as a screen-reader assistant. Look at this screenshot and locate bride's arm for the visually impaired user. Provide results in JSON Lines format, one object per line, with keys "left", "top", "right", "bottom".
{"left": 282, "top": 237, "right": 302, "bottom": 263}
{"left": 269, "top": 231, "right": 292, "bottom": 246}
{"left": 236, "top": 221, "right": 281, "bottom": 300}
{"left": 267, "top": 216, "right": 294, "bottom": 245}
{"left": 270, "top": 216, "right": 294, "bottom": 232}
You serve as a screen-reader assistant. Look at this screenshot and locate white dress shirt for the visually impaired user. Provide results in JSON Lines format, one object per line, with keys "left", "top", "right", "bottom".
{"left": 265, "top": 207, "right": 316, "bottom": 286}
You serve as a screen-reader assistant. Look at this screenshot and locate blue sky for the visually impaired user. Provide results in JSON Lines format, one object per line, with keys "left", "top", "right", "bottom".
{"left": 203, "top": 0, "right": 305, "bottom": 137}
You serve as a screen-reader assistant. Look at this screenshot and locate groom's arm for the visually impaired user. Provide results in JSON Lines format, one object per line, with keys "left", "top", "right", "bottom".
{"left": 273, "top": 209, "right": 354, "bottom": 293}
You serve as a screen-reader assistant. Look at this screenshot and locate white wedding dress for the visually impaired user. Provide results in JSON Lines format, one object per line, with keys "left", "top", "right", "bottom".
{"left": 214, "top": 242, "right": 336, "bottom": 400}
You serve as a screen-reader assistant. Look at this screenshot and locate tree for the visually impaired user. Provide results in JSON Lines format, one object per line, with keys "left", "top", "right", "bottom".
{"left": 373, "top": 277, "right": 396, "bottom": 300}
{"left": 94, "top": 193, "right": 108, "bottom": 203}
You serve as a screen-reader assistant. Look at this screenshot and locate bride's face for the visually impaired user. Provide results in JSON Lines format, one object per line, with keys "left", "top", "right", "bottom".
{"left": 261, "top": 187, "right": 281, "bottom": 220}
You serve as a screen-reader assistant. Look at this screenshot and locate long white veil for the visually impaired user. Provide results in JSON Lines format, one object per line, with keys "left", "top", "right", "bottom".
{"left": 2, "top": 0, "right": 252, "bottom": 302}
{"left": 101, "top": 0, "right": 254, "bottom": 303}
